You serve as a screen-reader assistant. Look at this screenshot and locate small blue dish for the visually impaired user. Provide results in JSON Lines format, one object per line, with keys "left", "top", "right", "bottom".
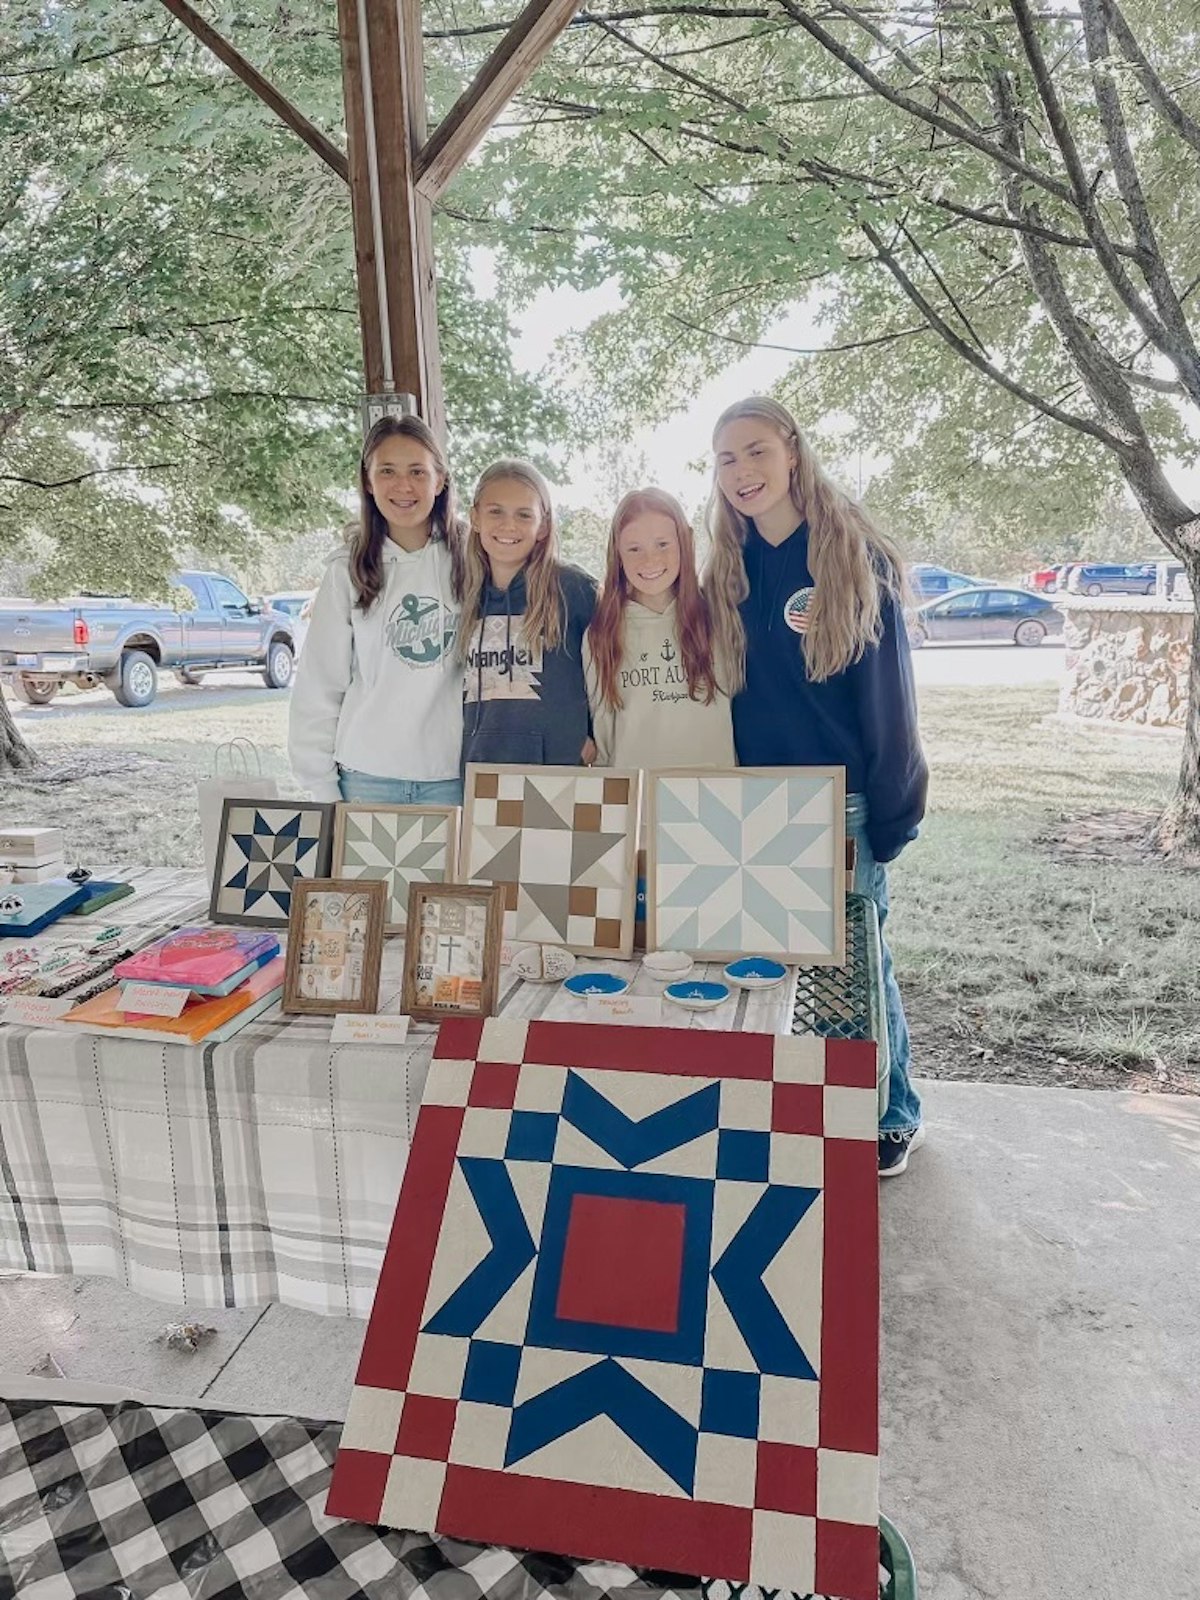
{"left": 664, "top": 980, "right": 731, "bottom": 1011}
{"left": 563, "top": 972, "right": 630, "bottom": 998}
{"left": 723, "top": 958, "right": 788, "bottom": 990}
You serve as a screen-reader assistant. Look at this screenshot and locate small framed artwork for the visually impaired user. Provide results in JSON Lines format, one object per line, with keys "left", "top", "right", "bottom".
{"left": 282, "top": 878, "right": 386, "bottom": 1015}
{"left": 331, "top": 803, "right": 458, "bottom": 935}
{"left": 401, "top": 883, "right": 504, "bottom": 1023}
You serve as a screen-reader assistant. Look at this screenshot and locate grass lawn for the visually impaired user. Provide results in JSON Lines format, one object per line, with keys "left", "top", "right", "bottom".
{"left": 4, "top": 678, "right": 1197, "bottom": 1088}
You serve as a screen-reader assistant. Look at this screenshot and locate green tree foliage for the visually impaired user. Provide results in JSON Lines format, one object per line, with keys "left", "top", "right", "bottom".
{"left": 0, "top": 0, "right": 568, "bottom": 605}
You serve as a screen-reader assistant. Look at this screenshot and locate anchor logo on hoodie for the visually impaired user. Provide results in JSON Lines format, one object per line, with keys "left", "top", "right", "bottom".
{"left": 385, "top": 592, "right": 456, "bottom": 667}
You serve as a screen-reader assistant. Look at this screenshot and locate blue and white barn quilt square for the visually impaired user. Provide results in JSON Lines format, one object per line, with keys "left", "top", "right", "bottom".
{"left": 328, "top": 1019, "right": 880, "bottom": 1600}
{"left": 209, "top": 798, "right": 334, "bottom": 927}
{"left": 647, "top": 768, "right": 847, "bottom": 965}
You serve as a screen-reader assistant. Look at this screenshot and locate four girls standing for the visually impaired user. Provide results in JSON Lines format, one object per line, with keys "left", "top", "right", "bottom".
{"left": 289, "top": 399, "right": 927, "bottom": 1173}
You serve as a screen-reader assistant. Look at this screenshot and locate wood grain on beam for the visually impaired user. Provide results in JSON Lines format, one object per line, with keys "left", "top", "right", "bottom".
{"left": 336, "top": 0, "right": 384, "bottom": 392}
{"left": 158, "top": 0, "right": 348, "bottom": 182}
{"left": 415, "top": 0, "right": 580, "bottom": 201}
{"left": 400, "top": 0, "right": 446, "bottom": 441}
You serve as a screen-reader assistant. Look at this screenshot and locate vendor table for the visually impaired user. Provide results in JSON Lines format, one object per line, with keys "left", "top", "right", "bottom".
{"left": 0, "top": 869, "right": 856, "bottom": 1318}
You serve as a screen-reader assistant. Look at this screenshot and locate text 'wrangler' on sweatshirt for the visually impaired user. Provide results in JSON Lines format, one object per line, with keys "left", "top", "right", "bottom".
{"left": 732, "top": 523, "right": 928, "bottom": 864}
{"left": 288, "top": 539, "right": 462, "bottom": 800}
{"left": 461, "top": 563, "right": 597, "bottom": 769}
{"left": 583, "top": 599, "right": 735, "bottom": 774}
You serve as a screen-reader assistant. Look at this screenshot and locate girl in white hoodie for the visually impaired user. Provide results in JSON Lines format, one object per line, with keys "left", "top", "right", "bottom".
{"left": 584, "top": 487, "right": 734, "bottom": 776}
{"left": 289, "top": 417, "right": 465, "bottom": 804}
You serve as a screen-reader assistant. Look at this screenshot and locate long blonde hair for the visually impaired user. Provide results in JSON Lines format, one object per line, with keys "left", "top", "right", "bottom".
{"left": 705, "top": 397, "right": 907, "bottom": 687}
{"left": 588, "top": 488, "right": 719, "bottom": 710}
{"left": 459, "top": 459, "right": 565, "bottom": 656}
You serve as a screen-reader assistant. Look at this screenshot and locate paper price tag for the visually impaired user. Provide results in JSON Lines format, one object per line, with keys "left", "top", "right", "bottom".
{"left": 586, "top": 993, "right": 663, "bottom": 1027}
{"left": 120, "top": 982, "right": 191, "bottom": 1018}
{"left": 331, "top": 1013, "right": 411, "bottom": 1045}
{"left": 2, "top": 995, "right": 73, "bottom": 1028}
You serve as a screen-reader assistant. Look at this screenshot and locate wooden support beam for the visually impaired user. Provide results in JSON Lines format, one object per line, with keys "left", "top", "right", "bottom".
{"left": 157, "top": 0, "right": 348, "bottom": 182}
{"left": 337, "top": 0, "right": 443, "bottom": 431}
{"left": 415, "top": 0, "right": 581, "bottom": 201}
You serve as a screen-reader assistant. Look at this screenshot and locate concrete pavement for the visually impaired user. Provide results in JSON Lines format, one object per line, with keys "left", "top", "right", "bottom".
{"left": 3, "top": 1079, "right": 1197, "bottom": 1599}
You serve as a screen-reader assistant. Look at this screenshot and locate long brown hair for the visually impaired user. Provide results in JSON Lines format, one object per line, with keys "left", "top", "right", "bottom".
{"left": 705, "top": 396, "right": 908, "bottom": 689}
{"left": 350, "top": 416, "right": 463, "bottom": 611}
{"left": 459, "top": 459, "right": 565, "bottom": 656}
{"left": 588, "top": 487, "right": 720, "bottom": 711}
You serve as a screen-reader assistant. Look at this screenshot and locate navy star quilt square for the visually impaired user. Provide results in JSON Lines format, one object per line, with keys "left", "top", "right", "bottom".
{"left": 209, "top": 798, "right": 334, "bottom": 927}
{"left": 327, "top": 1019, "right": 881, "bottom": 1600}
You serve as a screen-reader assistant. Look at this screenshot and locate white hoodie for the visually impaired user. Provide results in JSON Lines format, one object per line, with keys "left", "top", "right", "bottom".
{"left": 288, "top": 540, "right": 462, "bottom": 800}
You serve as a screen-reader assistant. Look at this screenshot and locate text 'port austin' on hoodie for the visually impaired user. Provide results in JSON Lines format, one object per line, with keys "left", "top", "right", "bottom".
{"left": 461, "top": 563, "right": 597, "bottom": 769}
{"left": 288, "top": 538, "right": 462, "bottom": 801}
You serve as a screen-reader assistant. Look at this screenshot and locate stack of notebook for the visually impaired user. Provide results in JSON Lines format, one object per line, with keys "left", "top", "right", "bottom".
{"left": 62, "top": 927, "right": 284, "bottom": 1044}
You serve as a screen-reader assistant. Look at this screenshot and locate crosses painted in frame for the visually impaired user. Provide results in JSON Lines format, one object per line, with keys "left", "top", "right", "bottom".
{"left": 401, "top": 883, "right": 505, "bottom": 1024}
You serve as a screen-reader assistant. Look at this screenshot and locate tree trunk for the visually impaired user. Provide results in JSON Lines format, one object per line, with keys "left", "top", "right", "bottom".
{"left": 1156, "top": 548, "right": 1200, "bottom": 859}
{"left": 0, "top": 685, "right": 37, "bottom": 774}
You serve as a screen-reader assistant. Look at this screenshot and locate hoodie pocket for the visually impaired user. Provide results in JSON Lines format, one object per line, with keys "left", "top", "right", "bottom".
{"left": 467, "top": 730, "right": 546, "bottom": 766}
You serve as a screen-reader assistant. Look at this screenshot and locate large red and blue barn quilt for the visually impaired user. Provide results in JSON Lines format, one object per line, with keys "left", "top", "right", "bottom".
{"left": 328, "top": 1019, "right": 880, "bottom": 1600}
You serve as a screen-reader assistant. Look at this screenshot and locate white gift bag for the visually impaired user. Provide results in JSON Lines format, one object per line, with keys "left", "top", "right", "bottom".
{"left": 197, "top": 739, "right": 278, "bottom": 889}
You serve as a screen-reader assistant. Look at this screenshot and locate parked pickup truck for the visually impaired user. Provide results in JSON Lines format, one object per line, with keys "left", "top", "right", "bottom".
{"left": 0, "top": 571, "right": 297, "bottom": 708}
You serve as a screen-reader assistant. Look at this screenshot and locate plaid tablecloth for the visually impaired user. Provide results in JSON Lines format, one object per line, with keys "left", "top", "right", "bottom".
{"left": 0, "top": 871, "right": 799, "bottom": 1317}
{"left": 0, "top": 1397, "right": 879, "bottom": 1599}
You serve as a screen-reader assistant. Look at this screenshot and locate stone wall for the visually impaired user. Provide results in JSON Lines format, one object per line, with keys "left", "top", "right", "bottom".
{"left": 1059, "top": 597, "right": 1193, "bottom": 728}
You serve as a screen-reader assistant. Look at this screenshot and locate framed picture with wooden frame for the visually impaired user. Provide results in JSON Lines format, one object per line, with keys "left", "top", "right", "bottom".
{"left": 282, "top": 878, "right": 386, "bottom": 1015}
{"left": 401, "top": 882, "right": 505, "bottom": 1024}
{"left": 331, "top": 802, "right": 459, "bottom": 935}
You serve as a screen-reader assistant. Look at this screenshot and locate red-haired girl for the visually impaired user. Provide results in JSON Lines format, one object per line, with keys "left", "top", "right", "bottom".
{"left": 584, "top": 487, "right": 733, "bottom": 774}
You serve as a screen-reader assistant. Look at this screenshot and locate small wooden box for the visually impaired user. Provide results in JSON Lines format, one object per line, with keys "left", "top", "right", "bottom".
{"left": 0, "top": 827, "right": 64, "bottom": 865}
{"left": 9, "top": 860, "right": 68, "bottom": 883}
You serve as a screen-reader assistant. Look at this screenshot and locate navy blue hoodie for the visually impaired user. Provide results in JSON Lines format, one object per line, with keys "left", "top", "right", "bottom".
{"left": 461, "top": 563, "right": 597, "bottom": 768}
{"left": 732, "top": 523, "right": 927, "bottom": 863}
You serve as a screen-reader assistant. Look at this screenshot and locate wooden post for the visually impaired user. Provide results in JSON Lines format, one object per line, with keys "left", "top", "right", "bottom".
{"left": 337, "top": 0, "right": 443, "bottom": 437}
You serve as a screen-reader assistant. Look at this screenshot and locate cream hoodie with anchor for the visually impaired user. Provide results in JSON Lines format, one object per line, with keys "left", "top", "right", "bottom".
{"left": 289, "top": 539, "right": 461, "bottom": 800}
{"left": 583, "top": 597, "right": 735, "bottom": 773}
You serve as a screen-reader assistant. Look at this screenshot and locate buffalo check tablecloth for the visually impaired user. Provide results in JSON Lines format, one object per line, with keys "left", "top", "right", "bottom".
{"left": 0, "top": 1397, "right": 889, "bottom": 1599}
{"left": 0, "top": 871, "right": 801, "bottom": 1318}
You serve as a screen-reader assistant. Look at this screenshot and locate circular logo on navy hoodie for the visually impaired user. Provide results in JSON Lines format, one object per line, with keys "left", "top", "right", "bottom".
{"left": 783, "top": 587, "right": 814, "bottom": 634}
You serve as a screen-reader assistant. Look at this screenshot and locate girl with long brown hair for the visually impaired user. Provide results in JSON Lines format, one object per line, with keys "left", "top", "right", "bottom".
{"left": 289, "top": 415, "right": 465, "bottom": 803}
{"left": 707, "top": 396, "right": 928, "bottom": 1176}
{"left": 459, "top": 459, "right": 597, "bottom": 768}
{"left": 584, "top": 487, "right": 733, "bottom": 776}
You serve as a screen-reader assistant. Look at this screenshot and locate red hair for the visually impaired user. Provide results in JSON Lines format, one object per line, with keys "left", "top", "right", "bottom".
{"left": 588, "top": 487, "right": 720, "bottom": 710}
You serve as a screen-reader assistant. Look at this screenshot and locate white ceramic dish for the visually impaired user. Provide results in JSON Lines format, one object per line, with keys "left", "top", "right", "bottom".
{"left": 663, "top": 980, "right": 731, "bottom": 1012}
{"left": 642, "top": 951, "right": 694, "bottom": 983}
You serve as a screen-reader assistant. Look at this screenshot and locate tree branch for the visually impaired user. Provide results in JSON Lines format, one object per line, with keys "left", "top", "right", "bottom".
{"left": 665, "top": 311, "right": 930, "bottom": 354}
{"left": 1005, "top": 0, "right": 1170, "bottom": 354}
{"left": 1077, "top": 0, "right": 1200, "bottom": 405}
{"left": 1101, "top": 0, "right": 1200, "bottom": 158}
{"left": 860, "top": 219, "right": 1124, "bottom": 447}
{"left": 423, "top": 6, "right": 774, "bottom": 37}
{"left": 773, "top": 0, "right": 1077, "bottom": 205}
{"left": 0, "top": 464, "right": 179, "bottom": 491}
{"left": 36, "top": 391, "right": 351, "bottom": 412}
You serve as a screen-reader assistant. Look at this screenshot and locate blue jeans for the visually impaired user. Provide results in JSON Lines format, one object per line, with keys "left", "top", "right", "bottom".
{"left": 337, "top": 768, "right": 463, "bottom": 806}
{"left": 846, "top": 793, "right": 922, "bottom": 1134}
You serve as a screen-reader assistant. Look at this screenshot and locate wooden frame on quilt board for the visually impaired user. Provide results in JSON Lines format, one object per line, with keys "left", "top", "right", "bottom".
{"left": 208, "top": 797, "right": 335, "bottom": 928}
{"left": 401, "top": 882, "right": 505, "bottom": 1024}
{"left": 646, "top": 766, "right": 847, "bottom": 966}
{"left": 460, "top": 762, "right": 641, "bottom": 959}
{"left": 282, "top": 878, "right": 385, "bottom": 1016}
{"left": 331, "top": 802, "right": 459, "bottom": 935}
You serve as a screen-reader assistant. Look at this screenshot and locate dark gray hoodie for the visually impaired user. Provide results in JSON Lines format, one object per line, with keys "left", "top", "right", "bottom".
{"left": 462, "top": 563, "right": 597, "bottom": 768}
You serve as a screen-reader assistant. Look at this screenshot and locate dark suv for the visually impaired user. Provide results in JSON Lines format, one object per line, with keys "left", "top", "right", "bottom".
{"left": 1066, "top": 563, "right": 1156, "bottom": 596}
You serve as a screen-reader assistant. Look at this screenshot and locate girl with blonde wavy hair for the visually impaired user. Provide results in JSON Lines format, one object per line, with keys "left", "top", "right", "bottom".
{"left": 707, "top": 396, "right": 928, "bottom": 1176}
{"left": 459, "top": 458, "right": 597, "bottom": 769}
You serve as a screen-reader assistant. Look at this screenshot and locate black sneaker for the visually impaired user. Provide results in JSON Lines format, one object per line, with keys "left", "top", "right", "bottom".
{"left": 878, "top": 1124, "right": 926, "bottom": 1178}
